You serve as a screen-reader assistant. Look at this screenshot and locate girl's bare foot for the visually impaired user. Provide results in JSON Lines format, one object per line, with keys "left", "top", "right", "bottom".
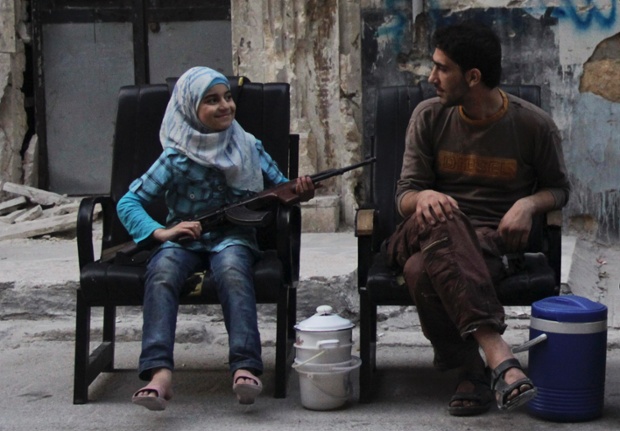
{"left": 131, "top": 368, "right": 173, "bottom": 411}
{"left": 232, "top": 369, "right": 262, "bottom": 405}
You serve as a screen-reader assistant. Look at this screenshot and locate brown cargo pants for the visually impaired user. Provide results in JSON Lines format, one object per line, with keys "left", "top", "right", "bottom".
{"left": 385, "top": 209, "right": 509, "bottom": 370}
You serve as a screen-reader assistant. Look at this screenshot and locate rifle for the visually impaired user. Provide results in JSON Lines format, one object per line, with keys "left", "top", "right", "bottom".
{"left": 188, "top": 157, "right": 376, "bottom": 232}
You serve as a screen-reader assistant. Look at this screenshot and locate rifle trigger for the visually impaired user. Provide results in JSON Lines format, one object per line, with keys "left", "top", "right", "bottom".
{"left": 224, "top": 205, "right": 274, "bottom": 227}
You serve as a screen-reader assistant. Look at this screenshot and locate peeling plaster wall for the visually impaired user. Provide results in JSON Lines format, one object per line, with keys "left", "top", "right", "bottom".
{"left": 522, "top": 0, "right": 620, "bottom": 243}
{"left": 1, "top": 1, "right": 619, "bottom": 239}
{"left": 0, "top": 0, "right": 27, "bottom": 194}
{"left": 231, "top": 0, "right": 364, "bottom": 226}
{"left": 362, "top": 0, "right": 620, "bottom": 243}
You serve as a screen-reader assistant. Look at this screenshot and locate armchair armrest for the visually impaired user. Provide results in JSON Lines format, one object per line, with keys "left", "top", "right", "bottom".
{"left": 76, "top": 195, "right": 115, "bottom": 269}
{"left": 546, "top": 209, "right": 562, "bottom": 227}
{"left": 355, "top": 208, "right": 378, "bottom": 289}
{"left": 355, "top": 208, "right": 376, "bottom": 237}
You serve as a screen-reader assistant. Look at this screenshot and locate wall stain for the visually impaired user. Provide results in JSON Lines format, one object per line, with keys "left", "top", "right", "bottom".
{"left": 568, "top": 175, "right": 620, "bottom": 244}
{"left": 306, "top": 0, "right": 338, "bottom": 167}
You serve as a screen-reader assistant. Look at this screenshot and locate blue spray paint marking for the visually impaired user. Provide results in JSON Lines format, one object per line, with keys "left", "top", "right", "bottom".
{"left": 376, "top": 14, "right": 408, "bottom": 51}
{"left": 376, "top": 0, "right": 410, "bottom": 52}
{"left": 423, "top": 0, "right": 616, "bottom": 30}
{"left": 552, "top": 0, "right": 617, "bottom": 29}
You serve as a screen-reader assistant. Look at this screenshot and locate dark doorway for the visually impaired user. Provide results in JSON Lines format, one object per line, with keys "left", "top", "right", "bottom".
{"left": 32, "top": 1, "right": 232, "bottom": 194}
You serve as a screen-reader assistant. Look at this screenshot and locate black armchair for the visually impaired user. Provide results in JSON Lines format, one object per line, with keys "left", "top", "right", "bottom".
{"left": 74, "top": 77, "right": 300, "bottom": 404}
{"left": 354, "top": 83, "right": 562, "bottom": 403}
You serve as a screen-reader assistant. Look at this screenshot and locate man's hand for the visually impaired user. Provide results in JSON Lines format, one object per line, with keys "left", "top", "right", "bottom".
{"left": 412, "top": 190, "right": 459, "bottom": 229}
{"left": 497, "top": 198, "right": 535, "bottom": 252}
{"left": 295, "top": 175, "right": 316, "bottom": 202}
{"left": 153, "top": 221, "right": 202, "bottom": 243}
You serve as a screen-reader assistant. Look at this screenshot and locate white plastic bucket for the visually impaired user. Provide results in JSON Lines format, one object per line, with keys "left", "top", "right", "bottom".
{"left": 293, "top": 357, "right": 361, "bottom": 410}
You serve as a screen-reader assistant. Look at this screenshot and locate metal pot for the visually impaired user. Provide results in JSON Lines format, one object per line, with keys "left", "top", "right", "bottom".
{"left": 294, "top": 305, "right": 355, "bottom": 362}
{"left": 294, "top": 342, "right": 353, "bottom": 364}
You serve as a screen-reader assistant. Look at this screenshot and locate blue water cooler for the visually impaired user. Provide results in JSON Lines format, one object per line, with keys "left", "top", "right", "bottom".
{"left": 527, "top": 295, "right": 607, "bottom": 421}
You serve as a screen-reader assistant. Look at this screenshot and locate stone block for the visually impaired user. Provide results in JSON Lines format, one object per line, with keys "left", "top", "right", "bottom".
{"left": 301, "top": 195, "right": 339, "bottom": 233}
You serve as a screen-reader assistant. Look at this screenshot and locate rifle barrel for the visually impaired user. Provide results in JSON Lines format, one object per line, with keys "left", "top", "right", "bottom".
{"left": 309, "top": 157, "right": 376, "bottom": 183}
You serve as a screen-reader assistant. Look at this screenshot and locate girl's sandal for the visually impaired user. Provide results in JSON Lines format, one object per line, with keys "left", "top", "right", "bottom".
{"left": 131, "top": 385, "right": 172, "bottom": 411}
{"left": 232, "top": 369, "right": 263, "bottom": 405}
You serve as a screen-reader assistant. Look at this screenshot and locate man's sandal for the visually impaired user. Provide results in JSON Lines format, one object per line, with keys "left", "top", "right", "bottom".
{"left": 491, "top": 358, "right": 537, "bottom": 411}
{"left": 448, "top": 371, "right": 494, "bottom": 416}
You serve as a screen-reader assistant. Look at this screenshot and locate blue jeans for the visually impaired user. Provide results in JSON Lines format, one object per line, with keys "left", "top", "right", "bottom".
{"left": 138, "top": 245, "right": 262, "bottom": 380}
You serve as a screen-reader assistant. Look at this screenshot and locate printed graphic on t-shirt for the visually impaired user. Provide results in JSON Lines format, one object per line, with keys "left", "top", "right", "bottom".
{"left": 437, "top": 150, "right": 517, "bottom": 180}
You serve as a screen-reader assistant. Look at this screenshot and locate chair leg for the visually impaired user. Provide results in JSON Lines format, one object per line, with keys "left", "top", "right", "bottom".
{"left": 287, "top": 284, "right": 297, "bottom": 344}
{"left": 273, "top": 285, "right": 290, "bottom": 398}
{"left": 73, "top": 292, "right": 91, "bottom": 404}
{"left": 359, "top": 290, "right": 377, "bottom": 403}
{"left": 74, "top": 293, "right": 118, "bottom": 404}
{"left": 102, "top": 305, "right": 116, "bottom": 372}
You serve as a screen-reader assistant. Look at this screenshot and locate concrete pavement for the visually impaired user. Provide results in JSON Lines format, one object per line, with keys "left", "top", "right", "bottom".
{"left": 0, "top": 232, "right": 619, "bottom": 430}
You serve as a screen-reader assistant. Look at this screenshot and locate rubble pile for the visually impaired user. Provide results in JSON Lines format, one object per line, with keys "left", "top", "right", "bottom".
{"left": 0, "top": 182, "right": 84, "bottom": 240}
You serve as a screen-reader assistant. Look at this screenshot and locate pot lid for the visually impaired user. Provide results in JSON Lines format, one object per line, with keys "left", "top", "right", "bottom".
{"left": 295, "top": 305, "right": 354, "bottom": 332}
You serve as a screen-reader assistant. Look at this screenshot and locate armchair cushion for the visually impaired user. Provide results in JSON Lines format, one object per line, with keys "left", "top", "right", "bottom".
{"left": 365, "top": 251, "right": 557, "bottom": 305}
{"left": 80, "top": 249, "right": 283, "bottom": 305}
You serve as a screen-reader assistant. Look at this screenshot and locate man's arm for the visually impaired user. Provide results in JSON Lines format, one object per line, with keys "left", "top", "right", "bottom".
{"left": 396, "top": 101, "right": 455, "bottom": 228}
{"left": 498, "top": 189, "right": 557, "bottom": 252}
{"left": 498, "top": 109, "right": 570, "bottom": 252}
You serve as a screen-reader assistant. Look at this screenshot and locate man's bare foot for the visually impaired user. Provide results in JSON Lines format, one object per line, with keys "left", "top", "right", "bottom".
{"left": 473, "top": 325, "right": 536, "bottom": 407}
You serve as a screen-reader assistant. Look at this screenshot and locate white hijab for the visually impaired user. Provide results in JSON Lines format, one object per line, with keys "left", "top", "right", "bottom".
{"left": 159, "top": 67, "right": 263, "bottom": 192}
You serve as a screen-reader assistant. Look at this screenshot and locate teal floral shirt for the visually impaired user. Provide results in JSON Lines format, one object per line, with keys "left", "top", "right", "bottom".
{"left": 117, "top": 141, "right": 287, "bottom": 253}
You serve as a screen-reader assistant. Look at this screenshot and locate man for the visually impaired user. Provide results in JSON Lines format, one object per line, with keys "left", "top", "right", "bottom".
{"left": 385, "top": 23, "right": 570, "bottom": 416}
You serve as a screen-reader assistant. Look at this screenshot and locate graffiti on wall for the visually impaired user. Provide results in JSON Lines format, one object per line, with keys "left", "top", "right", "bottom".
{"left": 376, "top": 0, "right": 410, "bottom": 53}
{"left": 422, "top": 1, "right": 616, "bottom": 30}
{"left": 531, "top": 0, "right": 617, "bottom": 30}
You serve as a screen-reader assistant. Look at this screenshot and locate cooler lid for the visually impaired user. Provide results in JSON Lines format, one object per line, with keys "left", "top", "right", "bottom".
{"left": 532, "top": 295, "right": 607, "bottom": 323}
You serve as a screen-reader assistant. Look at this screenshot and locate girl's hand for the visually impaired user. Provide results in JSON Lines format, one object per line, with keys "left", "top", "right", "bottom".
{"left": 153, "top": 221, "right": 202, "bottom": 243}
{"left": 295, "top": 176, "right": 316, "bottom": 202}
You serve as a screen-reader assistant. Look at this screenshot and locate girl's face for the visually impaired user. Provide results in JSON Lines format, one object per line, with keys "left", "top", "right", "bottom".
{"left": 197, "top": 83, "right": 236, "bottom": 131}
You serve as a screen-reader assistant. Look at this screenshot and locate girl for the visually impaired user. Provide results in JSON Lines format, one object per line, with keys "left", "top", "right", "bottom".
{"left": 117, "top": 67, "right": 314, "bottom": 410}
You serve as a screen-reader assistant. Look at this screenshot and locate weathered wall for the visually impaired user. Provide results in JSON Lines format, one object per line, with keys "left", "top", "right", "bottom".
{"left": 231, "top": 0, "right": 364, "bottom": 227}
{"left": 2, "top": 1, "right": 620, "bottom": 240}
{"left": 363, "top": 0, "right": 620, "bottom": 244}
{"left": 0, "top": 0, "right": 28, "bottom": 194}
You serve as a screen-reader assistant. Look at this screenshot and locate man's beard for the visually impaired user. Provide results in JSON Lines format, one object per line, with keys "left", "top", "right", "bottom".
{"left": 437, "top": 79, "right": 469, "bottom": 107}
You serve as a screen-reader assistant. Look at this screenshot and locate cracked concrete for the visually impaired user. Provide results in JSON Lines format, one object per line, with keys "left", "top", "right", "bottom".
{"left": 0, "top": 231, "right": 620, "bottom": 429}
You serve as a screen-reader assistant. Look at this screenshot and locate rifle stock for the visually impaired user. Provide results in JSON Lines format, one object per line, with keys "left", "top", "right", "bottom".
{"left": 184, "top": 157, "right": 376, "bottom": 233}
